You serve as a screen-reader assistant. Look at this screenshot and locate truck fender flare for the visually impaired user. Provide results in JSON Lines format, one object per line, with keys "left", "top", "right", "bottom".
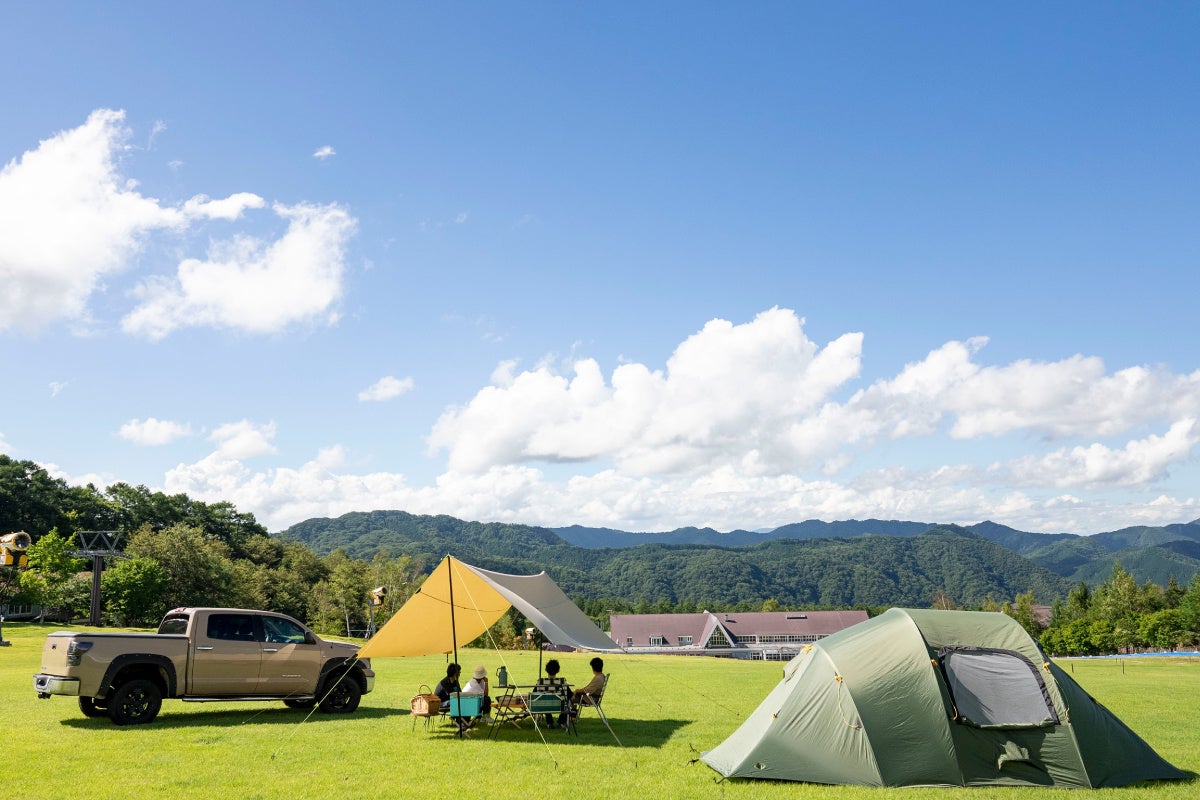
{"left": 318, "top": 657, "right": 361, "bottom": 690}
{"left": 99, "top": 654, "right": 178, "bottom": 700}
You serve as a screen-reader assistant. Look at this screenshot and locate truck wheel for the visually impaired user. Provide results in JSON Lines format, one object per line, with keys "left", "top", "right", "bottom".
{"left": 107, "top": 679, "right": 162, "bottom": 725}
{"left": 78, "top": 696, "right": 107, "bottom": 718}
{"left": 318, "top": 674, "right": 362, "bottom": 714}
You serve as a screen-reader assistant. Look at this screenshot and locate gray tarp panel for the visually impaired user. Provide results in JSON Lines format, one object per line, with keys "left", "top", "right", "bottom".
{"left": 471, "top": 564, "right": 622, "bottom": 652}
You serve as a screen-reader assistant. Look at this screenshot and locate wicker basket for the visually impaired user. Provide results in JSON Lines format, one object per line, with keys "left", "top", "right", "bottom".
{"left": 410, "top": 685, "right": 442, "bottom": 717}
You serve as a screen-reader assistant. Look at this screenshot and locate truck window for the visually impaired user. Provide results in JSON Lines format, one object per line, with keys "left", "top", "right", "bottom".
{"left": 158, "top": 614, "right": 190, "bottom": 635}
{"left": 207, "top": 613, "right": 258, "bottom": 642}
{"left": 261, "top": 615, "right": 309, "bottom": 644}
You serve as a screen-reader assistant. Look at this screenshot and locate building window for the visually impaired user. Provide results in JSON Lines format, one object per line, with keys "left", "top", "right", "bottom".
{"left": 678, "top": 636, "right": 693, "bottom": 645}
{"left": 625, "top": 637, "right": 633, "bottom": 647}
{"left": 649, "top": 636, "right": 665, "bottom": 646}
{"left": 707, "top": 630, "right": 730, "bottom": 648}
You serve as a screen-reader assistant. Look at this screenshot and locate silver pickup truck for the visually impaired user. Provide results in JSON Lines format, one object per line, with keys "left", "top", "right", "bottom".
{"left": 33, "top": 607, "right": 374, "bottom": 725}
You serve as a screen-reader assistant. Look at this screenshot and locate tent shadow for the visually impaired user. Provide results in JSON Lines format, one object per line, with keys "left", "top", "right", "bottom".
{"left": 425, "top": 716, "right": 691, "bottom": 748}
{"left": 60, "top": 704, "right": 405, "bottom": 729}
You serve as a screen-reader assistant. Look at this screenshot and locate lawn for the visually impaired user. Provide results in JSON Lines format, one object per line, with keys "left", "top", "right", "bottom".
{"left": 2, "top": 622, "right": 1196, "bottom": 800}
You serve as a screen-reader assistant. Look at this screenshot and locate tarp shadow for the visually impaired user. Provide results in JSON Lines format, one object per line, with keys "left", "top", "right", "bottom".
{"left": 425, "top": 715, "right": 691, "bottom": 748}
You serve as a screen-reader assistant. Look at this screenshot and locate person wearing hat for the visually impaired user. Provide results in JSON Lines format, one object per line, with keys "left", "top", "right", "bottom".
{"left": 462, "top": 664, "right": 493, "bottom": 722}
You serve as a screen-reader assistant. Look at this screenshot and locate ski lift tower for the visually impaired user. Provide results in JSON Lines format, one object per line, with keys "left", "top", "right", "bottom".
{"left": 71, "top": 531, "right": 123, "bottom": 626}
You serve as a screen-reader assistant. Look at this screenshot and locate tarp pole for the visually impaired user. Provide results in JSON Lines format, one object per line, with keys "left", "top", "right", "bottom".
{"left": 448, "top": 555, "right": 458, "bottom": 666}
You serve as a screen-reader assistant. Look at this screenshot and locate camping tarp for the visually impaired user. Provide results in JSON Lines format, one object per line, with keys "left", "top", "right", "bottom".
{"left": 357, "top": 556, "right": 619, "bottom": 658}
{"left": 701, "top": 608, "right": 1185, "bottom": 788}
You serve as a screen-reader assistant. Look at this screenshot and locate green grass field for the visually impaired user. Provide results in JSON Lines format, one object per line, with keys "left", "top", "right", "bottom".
{"left": 3, "top": 622, "right": 1196, "bottom": 800}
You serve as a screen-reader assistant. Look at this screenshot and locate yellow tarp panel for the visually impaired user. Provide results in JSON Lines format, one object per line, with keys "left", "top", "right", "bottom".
{"left": 357, "top": 556, "right": 510, "bottom": 658}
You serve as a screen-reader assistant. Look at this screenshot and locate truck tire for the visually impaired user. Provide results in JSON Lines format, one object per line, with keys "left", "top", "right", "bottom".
{"left": 78, "top": 696, "right": 107, "bottom": 718}
{"left": 107, "top": 678, "right": 163, "bottom": 725}
{"left": 318, "top": 673, "right": 362, "bottom": 714}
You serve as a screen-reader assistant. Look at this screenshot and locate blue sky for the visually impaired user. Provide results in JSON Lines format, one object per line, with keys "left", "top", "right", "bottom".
{"left": 2, "top": 3, "right": 1198, "bottom": 534}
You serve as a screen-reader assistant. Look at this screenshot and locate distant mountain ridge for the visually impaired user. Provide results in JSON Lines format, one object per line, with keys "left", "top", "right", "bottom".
{"left": 278, "top": 512, "right": 1200, "bottom": 607}
{"left": 553, "top": 518, "right": 1200, "bottom": 587}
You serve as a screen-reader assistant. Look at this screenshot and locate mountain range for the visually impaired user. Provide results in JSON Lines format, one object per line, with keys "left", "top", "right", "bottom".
{"left": 279, "top": 513, "right": 1200, "bottom": 609}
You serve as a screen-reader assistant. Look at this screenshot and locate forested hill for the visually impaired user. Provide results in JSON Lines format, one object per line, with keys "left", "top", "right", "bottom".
{"left": 553, "top": 518, "right": 933, "bottom": 548}
{"left": 280, "top": 512, "right": 1070, "bottom": 607}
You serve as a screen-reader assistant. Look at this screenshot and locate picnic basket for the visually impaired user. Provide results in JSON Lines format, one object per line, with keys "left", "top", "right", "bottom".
{"left": 410, "top": 685, "right": 441, "bottom": 717}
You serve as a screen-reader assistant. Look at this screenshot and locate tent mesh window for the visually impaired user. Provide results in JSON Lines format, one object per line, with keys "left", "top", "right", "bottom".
{"left": 938, "top": 646, "right": 1060, "bottom": 729}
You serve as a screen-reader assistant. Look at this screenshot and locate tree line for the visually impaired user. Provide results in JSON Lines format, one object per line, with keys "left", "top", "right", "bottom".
{"left": 5, "top": 454, "right": 1200, "bottom": 652}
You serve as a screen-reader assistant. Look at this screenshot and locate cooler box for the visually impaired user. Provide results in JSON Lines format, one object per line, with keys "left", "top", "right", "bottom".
{"left": 449, "top": 694, "right": 483, "bottom": 717}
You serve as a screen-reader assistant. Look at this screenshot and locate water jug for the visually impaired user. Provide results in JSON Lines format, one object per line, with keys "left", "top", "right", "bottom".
{"left": 496, "top": 665, "right": 509, "bottom": 687}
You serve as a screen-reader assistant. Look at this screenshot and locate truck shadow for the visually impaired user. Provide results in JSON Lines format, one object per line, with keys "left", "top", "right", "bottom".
{"left": 60, "top": 704, "right": 405, "bottom": 729}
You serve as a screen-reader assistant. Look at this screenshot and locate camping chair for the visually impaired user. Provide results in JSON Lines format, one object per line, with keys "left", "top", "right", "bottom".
{"left": 568, "top": 674, "right": 621, "bottom": 745}
{"left": 526, "top": 676, "right": 569, "bottom": 731}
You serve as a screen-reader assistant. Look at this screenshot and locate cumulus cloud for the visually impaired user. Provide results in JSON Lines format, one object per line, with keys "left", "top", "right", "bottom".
{"left": 121, "top": 201, "right": 357, "bottom": 339}
{"left": 995, "top": 418, "right": 1200, "bottom": 489}
{"left": 163, "top": 446, "right": 1200, "bottom": 535}
{"left": 0, "top": 109, "right": 183, "bottom": 331}
{"left": 0, "top": 110, "right": 354, "bottom": 337}
{"left": 358, "top": 375, "right": 415, "bottom": 402}
{"left": 118, "top": 417, "right": 193, "bottom": 446}
{"left": 152, "top": 308, "right": 1200, "bottom": 534}
{"left": 209, "top": 420, "right": 277, "bottom": 459}
{"left": 429, "top": 308, "right": 865, "bottom": 474}
{"left": 313, "top": 145, "right": 336, "bottom": 160}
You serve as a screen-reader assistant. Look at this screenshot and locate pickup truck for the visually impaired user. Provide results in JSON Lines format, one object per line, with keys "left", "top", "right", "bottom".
{"left": 33, "top": 607, "right": 375, "bottom": 725}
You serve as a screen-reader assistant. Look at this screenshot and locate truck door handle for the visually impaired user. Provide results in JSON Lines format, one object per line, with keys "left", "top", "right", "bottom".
{"left": 263, "top": 648, "right": 279, "bottom": 653}
{"left": 196, "top": 645, "right": 214, "bottom": 650}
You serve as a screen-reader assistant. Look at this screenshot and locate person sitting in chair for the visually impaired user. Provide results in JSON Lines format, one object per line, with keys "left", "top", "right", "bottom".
{"left": 564, "top": 656, "right": 605, "bottom": 726}
{"left": 462, "top": 664, "right": 493, "bottom": 723}
{"left": 434, "top": 663, "right": 462, "bottom": 711}
{"left": 535, "top": 659, "right": 568, "bottom": 728}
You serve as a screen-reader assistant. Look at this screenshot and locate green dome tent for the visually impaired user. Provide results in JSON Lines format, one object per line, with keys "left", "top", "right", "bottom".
{"left": 702, "top": 608, "right": 1185, "bottom": 788}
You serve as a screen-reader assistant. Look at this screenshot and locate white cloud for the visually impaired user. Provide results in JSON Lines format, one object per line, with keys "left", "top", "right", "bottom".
{"left": 121, "top": 201, "right": 357, "bottom": 339}
{"left": 209, "top": 420, "right": 277, "bottom": 459}
{"left": 313, "top": 145, "right": 336, "bottom": 160}
{"left": 429, "top": 308, "right": 865, "bottom": 474}
{"left": 147, "top": 120, "right": 167, "bottom": 150}
{"left": 0, "top": 109, "right": 183, "bottom": 331}
{"left": 181, "top": 192, "right": 265, "bottom": 221}
{"left": 0, "top": 110, "right": 337, "bottom": 336}
{"left": 118, "top": 417, "right": 193, "bottom": 446}
{"left": 995, "top": 418, "right": 1200, "bottom": 489}
{"left": 358, "top": 375, "right": 415, "bottom": 402}
{"left": 49, "top": 381, "right": 68, "bottom": 397}
{"left": 162, "top": 445, "right": 1200, "bottom": 535}
{"left": 154, "top": 309, "right": 1200, "bottom": 534}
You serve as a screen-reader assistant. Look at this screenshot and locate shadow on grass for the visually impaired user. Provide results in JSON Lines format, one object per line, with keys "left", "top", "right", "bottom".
{"left": 428, "top": 716, "right": 692, "bottom": 748}
{"left": 61, "top": 705, "right": 689, "bottom": 747}
{"left": 60, "top": 703, "right": 405, "bottom": 729}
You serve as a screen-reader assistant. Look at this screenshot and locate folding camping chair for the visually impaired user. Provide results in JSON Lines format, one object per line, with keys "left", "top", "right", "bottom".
{"left": 527, "top": 676, "right": 569, "bottom": 731}
{"left": 568, "top": 674, "right": 621, "bottom": 745}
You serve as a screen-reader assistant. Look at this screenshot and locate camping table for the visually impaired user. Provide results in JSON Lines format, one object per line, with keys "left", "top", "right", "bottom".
{"left": 487, "top": 684, "right": 532, "bottom": 737}
{"left": 488, "top": 683, "right": 572, "bottom": 738}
